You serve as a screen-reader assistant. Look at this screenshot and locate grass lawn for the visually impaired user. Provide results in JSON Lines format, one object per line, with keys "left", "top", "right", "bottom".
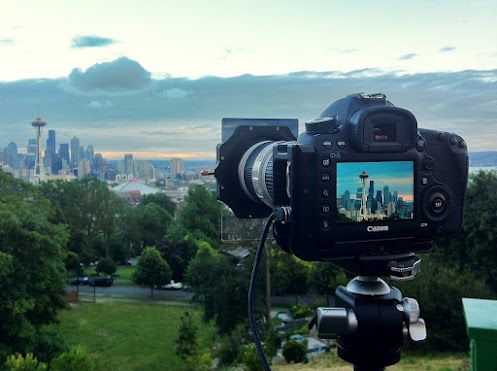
{"left": 114, "top": 266, "right": 136, "bottom": 280}
{"left": 52, "top": 302, "right": 216, "bottom": 371}
{"left": 272, "top": 350, "right": 469, "bottom": 370}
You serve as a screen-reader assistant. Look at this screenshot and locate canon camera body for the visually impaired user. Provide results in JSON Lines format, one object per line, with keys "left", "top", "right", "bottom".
{"left": 214, "top": 93, "right": 468, "bottom": 262}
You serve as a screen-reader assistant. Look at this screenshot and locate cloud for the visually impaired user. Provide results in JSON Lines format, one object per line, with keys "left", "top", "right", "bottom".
{"left": 67, "top": 57, "right": 152, "bottom": 93}
{"left": 1, "top": 66, "right": 497, "bottom": 157}
{"left": 439, "top": 46, "right": 456, "bottom": 52}
{"left": 159, "top": 88, "right": 191, "bottom": 99}
{"left": 71, "top": 35, "right": 117, "bottom": 48}
{"left": 0, "top": 39, "right": 15, "bottom": 46}
{"left": 88, "top": 100, "right": 113, "bottom": 108}
{"left": 399, "top": 53, "right": 417, "bottom": 61}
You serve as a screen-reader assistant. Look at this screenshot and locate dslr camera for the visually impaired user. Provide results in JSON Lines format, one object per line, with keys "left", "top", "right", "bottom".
{"left": 214, "top": 93, "right": 468, "bottom": 274}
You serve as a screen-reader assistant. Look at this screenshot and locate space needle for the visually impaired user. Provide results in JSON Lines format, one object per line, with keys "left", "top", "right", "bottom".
{"left": 359, "top": 171, "right": 369, "bottom": 221}
{"left": 31, "top": 117, "right": 46, "bottom": 178}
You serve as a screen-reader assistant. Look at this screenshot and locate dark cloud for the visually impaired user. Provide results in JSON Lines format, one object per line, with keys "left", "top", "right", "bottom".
{"left": 439, "top": 46, "right": 456, "bottom": 52}
{"left": 71, "top": 35, "right": 117, "bottom": 48}
{"left": 0, "top": 39, "right": 15, "bottom": 46}
{"left": 1, "top": 65, "right": 497, "bottom": 156}
{"left": 67, "top": 57, "right": 152, "bottom": 93}
{"left": 399, "top": 53, "right": 417, "bottom": 60}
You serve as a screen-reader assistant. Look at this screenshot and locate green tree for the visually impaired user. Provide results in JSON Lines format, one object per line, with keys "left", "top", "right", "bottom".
{"left": 134, "top": 203, "right": 172, "bottom": 249}
{"left": 308, "top": 261, "right": 348, "bottom": 304}
{"left": 271, "top": 250, "right": 310, "bottom": 296}
{"left": 50, "top": 347, "right": 94, "bottom": 371}
{"left": 133, "top": 246, "right": 171, "bottom": 297}
{"left": 186, "top": 242, "right": 252, "bottom": 333}
{"left": 39, "top": 178, "right": 127, "bottom": 263}
{"left": 96, "top": 257, "right": 117, "bottom": 276}
{"left": 398, "top": 256, "right": 495, "bottom": 351}
{"left": 4, "top": 353, "right": 47, "bottom": 371}
{"left": 0, "top": 171, "right": 68, "bottom": 360}
{"left": 175, "top": 311, "right": 198, "bottom": 361}
{"left": 140, "top": 193, "right": 176, "bottom": 216}
{"left": 282, "top": 340, "right": 306, "bottom": 363}
{"left": 436, "top": 170, "right": 497, "bottom": 291}
{"left": 177, "top": 185, "right": 221, "bottom": 242}
{"left": 157, "top": 236, "right": 198, "bottom": 282}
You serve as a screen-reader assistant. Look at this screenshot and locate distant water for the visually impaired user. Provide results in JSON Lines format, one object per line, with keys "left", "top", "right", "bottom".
{"left": 469, "top": 166, "right": 497, "bottom": 174}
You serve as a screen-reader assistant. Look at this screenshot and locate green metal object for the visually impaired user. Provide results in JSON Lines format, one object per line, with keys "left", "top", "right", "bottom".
{"left": 463, "top": 298, "right": 497, "bottom": 371}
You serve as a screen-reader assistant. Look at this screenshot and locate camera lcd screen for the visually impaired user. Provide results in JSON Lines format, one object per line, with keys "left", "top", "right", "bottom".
{"left": 336, "top": 161, "right": 414, "bottom": 223}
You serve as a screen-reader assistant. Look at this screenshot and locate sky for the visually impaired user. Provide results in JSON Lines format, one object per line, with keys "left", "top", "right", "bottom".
{"left": 1, "top": 0, "right": 496, "bottom": 159}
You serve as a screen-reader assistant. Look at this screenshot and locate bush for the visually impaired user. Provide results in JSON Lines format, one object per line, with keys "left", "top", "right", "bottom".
{"left": 96, "top": 257, "right": 117, "bottom": 276}
{"left": 4, "top": 353, "right": 47, "bottom": 371}
{"left": 240, "top": 343, "right": 265, "bottom": 371}
{"left": 50, "top": 347, "right": 94, "bottom": 371}
{"left": 290, "top": 303, "right": 313, "bottom": 319}
{"left": 282, "top": 340, "right": 306, "bottom": 363}
{"left": 26, "top": 330, "right": 68, "bottom": 364}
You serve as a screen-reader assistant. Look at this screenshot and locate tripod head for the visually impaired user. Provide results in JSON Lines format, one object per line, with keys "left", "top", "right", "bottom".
{"left": 311, "top": 256, "right": 426, "bottom": 370}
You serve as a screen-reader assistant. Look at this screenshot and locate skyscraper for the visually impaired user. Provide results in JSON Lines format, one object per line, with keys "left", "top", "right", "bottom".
{"left": 70, "top": 136, "right": 80, "bottom": 168}
{"left": 124, "top": 154, "right": 134, "bottom": 176}
{"left": 170, "top": 158, "right": 183, "bottom": 179}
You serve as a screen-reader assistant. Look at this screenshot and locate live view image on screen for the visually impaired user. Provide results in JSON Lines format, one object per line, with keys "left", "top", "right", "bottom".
{"left": 336, "top": 161, "right": 414, "bottom": 223}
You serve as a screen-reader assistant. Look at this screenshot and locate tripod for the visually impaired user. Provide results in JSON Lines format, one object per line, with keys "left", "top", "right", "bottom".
{"left": 312, "top": 255, "right": 426, "bottom": 371}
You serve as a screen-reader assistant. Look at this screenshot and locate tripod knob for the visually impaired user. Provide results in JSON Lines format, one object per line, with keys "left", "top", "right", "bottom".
{"left": 399, "top": 298, "right": 427, "bottom": 342}
{"left": 401, "top": 297, "right": 420, "bottom": 323}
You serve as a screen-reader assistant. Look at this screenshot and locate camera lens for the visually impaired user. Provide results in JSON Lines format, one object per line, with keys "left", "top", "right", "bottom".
{"left": 238, "top": 141, "right": 284, "bottom": 208}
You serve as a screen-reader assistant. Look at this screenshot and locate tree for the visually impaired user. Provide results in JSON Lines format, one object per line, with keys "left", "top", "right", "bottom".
{"left": 433, "top": 170, "right": 497, "bottom": 292}
{"left": 398, "top": 256, "right": 495, "bottom": 351}
{"left": 0, "top": 171, "right": 69, "bottom": 360}
{"left": 308, "top": 261, "right": 349, "bottom": 305}
{"left": 39, "top": 178, "right": 127, "bottom": 263}
{"left": 177, "top": 185, "right": 221, "bottom": 243}
{"left": 96, "top": 257, "right": 117, "bottom": 276}
{"left": 4, "top": 353, "right": 47, "bottom": 371}
{"left": 133, "top": 246, "right": 171, "bottom": 297}
{"left": 134, "top": 203, "right": 172, "bottom": 249}
{"left": 157, "top": 236, "right": 198, "bottom": 282}
{"left": 185, "top": 242, "right": 254, "bottom": 333}
{"left": 50, "top": 347, "right": 94, "bottom": 371}
{"left": 141, "top": 193, "right": 176, "bottom": 216}
{"left": 175, "top": 311, "right": 198, "bottom": 361}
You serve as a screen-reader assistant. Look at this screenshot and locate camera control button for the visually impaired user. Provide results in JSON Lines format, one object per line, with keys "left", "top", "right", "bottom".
{"left": 321, "top": 173, "right": 331, "bottom": 182}
{"left": 331, "top": 128, "right": 340, "bottom": 134}
{"left": 450, "top": 136, "right": 458, "bottom": 145}
{"left": 459, "top": 140, "right": 466, "bottom": 148}
{"left": 416, "top": 139, "right": 425, "bottom": 151}
{"left": 422, "top": 177, "right": 428, "bottom": 185}
{"left": 322, "top": 139, "right": 332, "bottom": 148}
{"left": 321, "top": 188, "right": 331, "bottom": 199}
{"left": 321, "top": 204, "right": 331, "bottom": 214}
{"left": 321, "top": 219, "right": 331, "bottom": 230}
{"left": 322, "top": 158, "right": 330, "bottom": 167}
{"left": 424, "top": 159, "right": 434, "bottom": 170}
{"left": 337, "top": 140, "right": 346, "bottom": 148}
{"left": 437, "top": 133, "right": 446, "bottom": 142}
{"left": 431, "top": 196, "right": 445, "bottom": 213}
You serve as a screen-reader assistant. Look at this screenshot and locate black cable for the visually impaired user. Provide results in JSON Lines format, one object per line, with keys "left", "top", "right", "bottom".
{"left": 248, "top": 213, "right": 275, "bottom": 371}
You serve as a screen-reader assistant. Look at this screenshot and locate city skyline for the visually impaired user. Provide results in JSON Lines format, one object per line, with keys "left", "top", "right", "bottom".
{"left": 337, "top": 161, "right": 414, "bottom": 202}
